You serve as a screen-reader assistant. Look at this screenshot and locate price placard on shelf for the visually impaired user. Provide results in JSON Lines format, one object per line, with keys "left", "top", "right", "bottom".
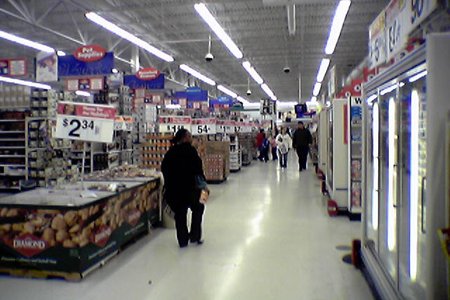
{"left": 55, "top": 101, "right": 116, "bottom": 143}
{"left": 192, "top": 118, "right": 216, "bottom": 135}
{"left": 159, "top": 115, "right": 191, "bottom": 134}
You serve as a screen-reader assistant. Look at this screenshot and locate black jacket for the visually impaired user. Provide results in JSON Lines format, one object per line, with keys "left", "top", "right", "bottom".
{"left": 161, "top": 142, "right": 205, "bottom": 204}
{"left": 293, "top": 128, "right": 312, "bottom": 148}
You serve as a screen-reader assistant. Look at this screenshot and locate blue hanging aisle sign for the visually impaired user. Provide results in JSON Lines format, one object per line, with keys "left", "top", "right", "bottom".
{"left": 58, "top": 52, "right": 114, "bottom": 77}
{"left": 186, "top": 87, "right": 208, "bottom": 101}
{"left": 124, "top": 74, "right": 165, "bottom": 89}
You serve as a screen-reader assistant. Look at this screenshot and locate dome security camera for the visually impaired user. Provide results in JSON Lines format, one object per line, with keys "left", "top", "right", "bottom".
{"left": 246, "top": 89, "right": 252, "bottom": 96}
{"left": 205, "top": 52, "right": 214, "bottom": 62}
{"left": 283, "top": 66, "right": 290, "bottom": 73}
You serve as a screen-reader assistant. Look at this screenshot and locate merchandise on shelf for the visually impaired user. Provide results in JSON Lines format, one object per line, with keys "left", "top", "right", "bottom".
{"left": 26, "top": 117, "right": 74, "bottom": 188}
{"left": 229, "top": 134, "right": 241, "bottom": 172}
{"left": 140, "top": 134, "right": 173, "bottom": 170}
{"left": 238, "top": 132, "right": 257, "bottom": 166}
{"left": 0, "top": 83, "right": 31, "bottom": 108}
{"left": 0, "top": 110, "right": 29, "bottom": 191}
{"left": 194, "top": 135, "right": 230, "bottom": 182}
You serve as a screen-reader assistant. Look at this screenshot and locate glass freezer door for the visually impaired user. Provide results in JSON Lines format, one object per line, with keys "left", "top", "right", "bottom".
{"left": 364, "top": 96, "right": 380, "bottom": 249}
{"left": 378, "top": 83, "right": 399, "bottom": 285}
{"left": 398, "top": 70, "right": 427, "bottom": 299}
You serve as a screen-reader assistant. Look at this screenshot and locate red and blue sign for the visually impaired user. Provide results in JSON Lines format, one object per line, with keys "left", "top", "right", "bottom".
{"left": 58, "top": 52, "right": 114, "bottom": 77}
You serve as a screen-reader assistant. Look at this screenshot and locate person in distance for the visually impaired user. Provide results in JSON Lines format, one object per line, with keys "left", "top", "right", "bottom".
{"left": 292, "top": 121, "right": 313, "bottom": 172}
{"left": 161, "top": 129, "right": 209, "bottom": 248}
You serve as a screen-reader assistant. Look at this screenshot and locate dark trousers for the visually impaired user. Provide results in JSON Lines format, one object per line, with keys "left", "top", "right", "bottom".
{"left": 271, "top": 147, "right": 278, "bottom": 160}
{"left": 261, "top": 148, "right": 269, "bottom": 162}
{"left": 296, "top": 146, "right": 309, "bottom": 170}
{"left": 279, "top": 150, "right": 288, "bottom": 168}
{"left": 171, "top": 190, "right": 205, "bottom": 246}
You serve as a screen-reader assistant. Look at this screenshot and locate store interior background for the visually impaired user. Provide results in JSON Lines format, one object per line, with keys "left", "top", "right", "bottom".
{"left": 0, "top": 1, "right": 449, "bottom": 299}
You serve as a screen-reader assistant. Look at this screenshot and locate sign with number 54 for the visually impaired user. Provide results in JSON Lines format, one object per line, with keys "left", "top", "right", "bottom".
{"left": 55, "top": 102, "right": 116, "bottom": 143}
{"left": 192, "top": 118, "right": 216, "bottom": 135}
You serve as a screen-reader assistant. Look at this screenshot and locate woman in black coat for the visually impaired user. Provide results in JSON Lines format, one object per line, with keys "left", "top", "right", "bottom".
{"left": 161, "top": 129, "right": 208, "bottom": 248}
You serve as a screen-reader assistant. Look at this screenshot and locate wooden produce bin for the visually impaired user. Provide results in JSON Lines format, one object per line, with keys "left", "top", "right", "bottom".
{"left": 0, "top": 178, "right": 160, "bottom": 280}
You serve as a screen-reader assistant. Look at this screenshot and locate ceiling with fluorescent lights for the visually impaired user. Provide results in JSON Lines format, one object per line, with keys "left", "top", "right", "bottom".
{"left": 0, "top": 0, "right": 388, "bottom": 103}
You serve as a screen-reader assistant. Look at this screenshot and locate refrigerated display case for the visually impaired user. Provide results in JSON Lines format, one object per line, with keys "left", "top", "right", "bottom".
{"left": 326, "top": 99, "right": 348, "bottom": 212}
{"left": 361, "top": 34, "right": 450, "bottom": 300}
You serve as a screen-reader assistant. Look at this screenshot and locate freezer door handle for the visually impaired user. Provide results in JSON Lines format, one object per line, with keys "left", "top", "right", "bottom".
{"left": 421, "top": 176, "right": 426, "bottom": 234}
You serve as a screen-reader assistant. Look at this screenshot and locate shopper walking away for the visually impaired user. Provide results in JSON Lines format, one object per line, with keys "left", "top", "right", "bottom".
{"left": 161, "top": 129, "right": 209, "bottom": 248}
{"left": 276, "top": 127, "right": 292, "bottom": 168}
{"left": 256, "top": 128, "right": 265, "bottom": 161}
{"left": 261, "top": 133, "right": 270, "bottom": 162}
{"left": 270, "top": 135, "right": 278, "bottom": 160}
{"left": 293, "top": 121, "right": 313, "bottom": 171}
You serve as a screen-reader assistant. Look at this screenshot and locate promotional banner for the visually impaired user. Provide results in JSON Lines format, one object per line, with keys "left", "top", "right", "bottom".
{"left": 124, "top": 74, "right": 164, "bottom": 90}
{"left": 58, "top": 51, "right": 114, "bottom": 76}
{"left": 65, "top": 77, "right": 104, "bottom": 91}
{"left": 0, "top": 58, "right": 26, "bottom": 76}
{"left": 36, "top": 51, "right": 58, "bottom": 82}
{"left": 385, "top": 0, "right": 438, "bottom": 61}
{"left": 158, "top": 115, "right": 191, "bottom": 134}
{"left": 191, "top": 118, "right": 217, "bottom": 135}
{"left": 369, "top": 9, "right": 387, "bottom": 68}
{"left": 55, "top": 101, "right": 116, "bottom": 143}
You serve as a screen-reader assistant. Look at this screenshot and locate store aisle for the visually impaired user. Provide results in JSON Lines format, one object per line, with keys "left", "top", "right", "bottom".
{"left": 0, "top": 154, "right": 373, "bottom": 300}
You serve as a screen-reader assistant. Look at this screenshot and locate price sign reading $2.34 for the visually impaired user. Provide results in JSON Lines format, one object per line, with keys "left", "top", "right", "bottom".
{"left": 55, "top": 102, "right": 116, "bottom": 143}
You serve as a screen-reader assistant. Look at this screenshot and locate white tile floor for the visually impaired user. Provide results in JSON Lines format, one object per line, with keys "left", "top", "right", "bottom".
{"left": 0, "top": 154, "right": 374, "bottom": 300}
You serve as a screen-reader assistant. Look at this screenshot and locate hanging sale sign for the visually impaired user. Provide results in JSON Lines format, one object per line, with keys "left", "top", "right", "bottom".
{"left": 36, "top": 51, "right": 58, "bottom": 82}
{"left": 55, "top": 102, "right": 116, "bottom": 143}
{"left": 0, "top": 58, "right": 26, "bottom": 76}
{"left": 191, "top": 118, "right": 216, "bottom": 135}
{"left": 158, "top": 116, "right": 191, "bottom": 134}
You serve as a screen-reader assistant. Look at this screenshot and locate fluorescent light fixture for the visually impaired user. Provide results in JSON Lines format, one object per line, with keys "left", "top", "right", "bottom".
{"left": 244, "top": 102, "right": 260, "bottom": 109}
{"left": 260, "top": 83, "right": 276, "bottom": 100}
{"left": 0, "top": 30, "right": 54, "bottom": 53}
{"left": 312, "top": 82, "right": 322, "bottom": 96}
{"left": 388, "top": 97, "right": 397, "bottom": 251}
{"left": 367, "top": 94, "right": 377, "bottom": 103}
{"left": 180, "top": 64, "right": 216, "bottom": 86}
{"left": 409, "top": 89, "right": 420, "bottom": 280}
{"left": 372, "top": 102, "right": 379, "bottom": 230}
{"left": 166, "top": 104, "right": 181, "bottom": 109}
{"left": 0, "top": 75, "right": 51, "bottom": 89}
{"left": 316, "top": 58, "right": 331, "bottom": 83}
{"left": 56, "top": 50, "right": 66, "bottom": 56}
{"left": 242, "top": 61, "right": 264, "bottom": 84}
{"left": 278, "top": 101, "right": 298, "bottom": 107}
{"left": 194, "top": 3, "right": 243, "bottom": 59}
{"left": 112, "top": 68, "right": 119, "bottom": 74}
{"left": 325, "top": 0, "right": 351, "bottom": 55}
{"left": 218, "top": 85, "right": 237, "bottom": 98}
{"left": 409, "top": 70, "right": 427, "bottom": 83}
{"left": 237, "top": 96, "right": 249, "bottom": 104}
{"left": 85, "top": 12, "right": 174, "bottom": 62}
{"left": 75, "top": 90, "right": 91, "bottom": 97}
{"left": 380, "top": 84, "right": 397, "bottom": 96}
